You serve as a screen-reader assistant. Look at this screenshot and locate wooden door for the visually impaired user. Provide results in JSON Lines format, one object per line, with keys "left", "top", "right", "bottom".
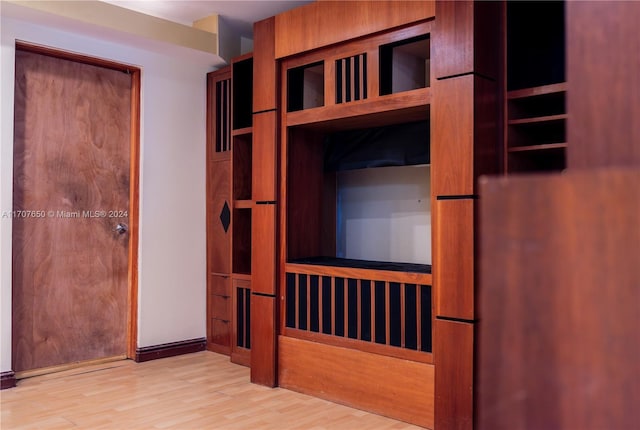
{"left": 12, "top": 48, "right": 132, "bottom": 373}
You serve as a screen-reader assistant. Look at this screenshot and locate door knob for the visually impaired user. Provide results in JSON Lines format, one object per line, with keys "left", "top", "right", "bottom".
{"left": 114, "top": 223, "right": 128, "bottom": 234}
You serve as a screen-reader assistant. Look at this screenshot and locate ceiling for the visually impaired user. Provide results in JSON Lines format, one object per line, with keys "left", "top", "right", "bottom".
{"left": 103, "top": 1, "right": 313, "bottom": 37}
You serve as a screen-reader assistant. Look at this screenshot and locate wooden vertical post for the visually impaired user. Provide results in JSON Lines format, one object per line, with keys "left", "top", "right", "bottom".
{"left": 431, "top": 1, "right": 500, "bottom": 428}
{"left": 250, "top": 16, "right": 279, "bottom": 387}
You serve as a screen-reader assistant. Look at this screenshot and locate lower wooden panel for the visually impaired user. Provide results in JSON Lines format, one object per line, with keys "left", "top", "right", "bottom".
{"left": 252, "top": 204, "right": 277, "bottom": 295}
{"left": 434, "top": 319, "right": 473, "bottom": 430}
{"left": 279, "top": 336, "right": 434, "bottom": 428}
{"left": 250, "top": 295, "right": 276, "bottom": 386}
{"left": 434, "top": 198, "right": 475, "bottom": 319}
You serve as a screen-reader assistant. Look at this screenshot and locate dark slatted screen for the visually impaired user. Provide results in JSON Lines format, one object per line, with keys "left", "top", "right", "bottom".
{"left": 215, "top": 79, "right": 231, "bottom": 153}
{"left": 236, "top": 286, "right": 251, "bottom": 349}
{"left": 336, "top": 53, "right": 367, "bottom": 104}
{"left": 285, "top": 272, "right": 432, "bottom": 353}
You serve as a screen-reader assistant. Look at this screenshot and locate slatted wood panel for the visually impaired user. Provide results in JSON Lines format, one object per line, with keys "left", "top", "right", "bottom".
{"left": 12, "top": 49, "right": 131, "bottom": 372}
{"left": 2, "top": 352, "right": 422, "bottom": 429}
{"left": 284, "top": 265, "right": 432, "bottom": 363}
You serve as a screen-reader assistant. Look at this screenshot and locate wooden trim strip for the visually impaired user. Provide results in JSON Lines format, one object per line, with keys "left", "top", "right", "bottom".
{"left": 15, "top": 356, "right": 126, "bottom": 380}
{"left": 282, "top": 329, "right": 433, "bottom": 364}
{"left": 15, "top": 41, "right": 137, "bottom": 72}
{"left": 285, "top": 263, "right": 432, "bottom": 285}
{"left": 127, "top": 69, "right": 141, "bottom": 360}
{"left": 1, "top": 371, "right": 17, "bottom": 390}
{"left": 135, "top": 338, "right": 206, "bottom": 363}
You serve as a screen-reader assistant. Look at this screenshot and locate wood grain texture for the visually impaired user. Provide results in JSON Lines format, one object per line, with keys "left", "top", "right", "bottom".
{"left": 251, "top": 295, "right": 277, "bottom": 387}
{"left": 432, "top": 75, "right": 474, "bottom": 195}
{"left": 567, "top": 1, "right": 640, "bottom": 169}
{"left": 285, "top": 128, "right": 328, "bottom": 260}
{"left": 279, "top": 336, "right": 435, "bottom": 428}
{"left": 275, "top": 0, "right": 435, "bottom": 59}
{"left": 208, "top": 160, "right": 231, "bottom": 274}
{"left": 252, "top": 204, "right": 277, "bottom": 295}
{"left": 12, "top": 49, "right": 131, "bottom": 372}
{"left": 433, "top": 0, "right": 500, "bottom": 80}
{"left": 434, "top": 319, "right": 474, "bottom": 430}
{"left": 432, "top": 74, "right": 498, "bottom": 196}
{"left": 253, "top": 17, "right": 277, "bottom": 112}
{"left": 252, "top": 111, "right": 278, "bottom": 201}
{"left": 477, "top": 169, "right": 640, "bottom": 430}
{"left": 433, "top": 199, "right": 474, "bottom": 320}
{"left": 2, "top": 352, "right": 422, "bottom": 429}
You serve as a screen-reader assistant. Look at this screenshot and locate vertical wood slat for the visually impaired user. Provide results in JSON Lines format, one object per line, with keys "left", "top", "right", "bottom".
{"left": 385, "top": 282, "right": 391, "bottom": 346}
{"left": 331, "top": 277, "right": 335, "bottom": 335}
{"left": 344, "top": 279, "right": 348, "bottom": 337}
{"left": 318, "top": 276, "right": 323, "bottom": 334}
{"left": 216, "top": 79, "right": 231, "bottom": 153}
{"left": 357, "top": 279, "right": 362, "bottom": 340}
{"left": 294, "top": 275, "right": 300, "bottom": 330}
{"left": 417, "top": 285, "right": 422, "bottom": 351}
{"left": 307, "top": 275, "right": 311, "bottom": 332}
{"left": 400, "top": 283, "right": 406, "bottom": 348}
{"left": 370, "top": 279, "right": 376, "bottom": 344}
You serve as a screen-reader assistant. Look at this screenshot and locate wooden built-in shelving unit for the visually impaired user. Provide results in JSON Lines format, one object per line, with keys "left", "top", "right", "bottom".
{"left": 504, "top": 1, "right": 566, "bottom": 174}
{"left": 206, "top": 54, "right": 254, "bottom": 367}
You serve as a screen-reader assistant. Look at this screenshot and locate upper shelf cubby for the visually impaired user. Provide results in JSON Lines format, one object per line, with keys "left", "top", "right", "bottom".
{"left": 380, "top": 34, "right": 430, "bottom": 95}
{"left": 282, "top": 20, "right": 433, "bottom": 126}
{"left": 232, "top": 55, "right": 253, "bottom": 129}
{"left": 287, "top": 61, "right": 325, "bottom": 112}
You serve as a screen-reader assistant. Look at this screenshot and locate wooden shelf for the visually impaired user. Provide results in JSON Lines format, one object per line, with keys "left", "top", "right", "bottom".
{"left": 286, "top": 87, "right": 430, "bottom": 130}
{"left": 508, "top": 114, "right": 567, "bottom": 125}
{"left": 508, "top": 143, "right": 567, "bottom": 153}
{"left": 232, "top": 273, "right": 252, "bottom": 281}
{"left": 232, "top": 127, "right": 253, "bottom": 137}
{"left": 234, "top": 200, "right": 253, "bottom": 209}
{"left": 507, "top": 82, "right": 567, "bottom": 99}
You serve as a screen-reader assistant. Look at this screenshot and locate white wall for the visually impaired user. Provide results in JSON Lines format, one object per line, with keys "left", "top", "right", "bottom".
{"left": 1, "top": 13, "right": 216, "bottom": 372}
{"left": 336, "top": 165, "right": 431, "bottom": 265}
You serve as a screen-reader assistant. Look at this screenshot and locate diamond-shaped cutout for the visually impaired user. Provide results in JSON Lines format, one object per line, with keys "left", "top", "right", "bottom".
{"left": 219, "top": 201, "right": 230, "bottom": 233}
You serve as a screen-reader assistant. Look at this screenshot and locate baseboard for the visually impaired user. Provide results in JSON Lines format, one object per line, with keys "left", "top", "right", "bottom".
{"left": 135, "top": 338, "right": 206, "bottom": 363}
{"left": 1, "top": 371, "right": 17, "bottom": 390}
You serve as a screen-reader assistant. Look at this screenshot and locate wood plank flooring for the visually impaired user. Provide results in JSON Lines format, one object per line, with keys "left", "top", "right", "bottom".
{"left": 1, "top": 351, "right": 424, "bottom": 429}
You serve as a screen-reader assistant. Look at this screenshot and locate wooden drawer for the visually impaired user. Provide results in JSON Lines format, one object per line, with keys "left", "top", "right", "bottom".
{"left": 210, "top": 295, "right": 230, "bottom": 321}
{"left": 209, "top": 274, "right": 230, "bottom": 297}
{"left": 210, "top": 319, "right": 230, "bottom": 347}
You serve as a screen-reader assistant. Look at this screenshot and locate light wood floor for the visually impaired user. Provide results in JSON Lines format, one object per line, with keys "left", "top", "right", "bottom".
{"left": 1, "top": 351, "right": 423, "bottom": 429}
